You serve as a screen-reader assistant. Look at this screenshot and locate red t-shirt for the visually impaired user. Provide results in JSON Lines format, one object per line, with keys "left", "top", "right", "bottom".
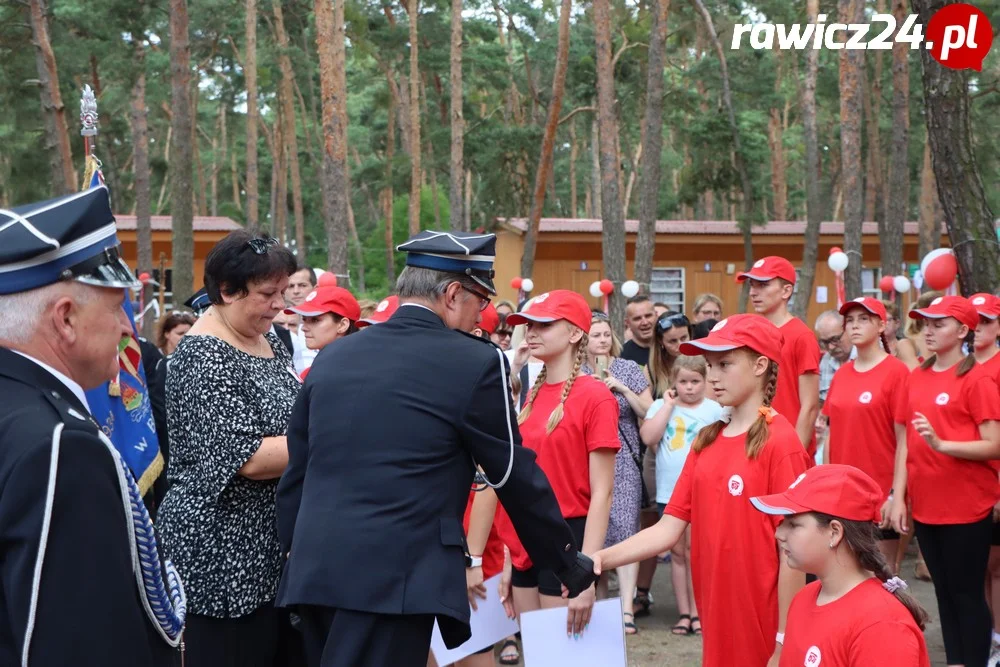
{"left": 979, "top": 351, "right": 1000, "bottom": 386}
{"left": 664, "top": 413, "right": 810, "bottom": 667}
{"left": 894, "top": 362, "right": 1000, "bottom": 524}
{"left": 500, "top": 374, "right": 620, "bottom": 570}
{"left": 462, "top": 491, "right": 505, "bottom": 579}
{"left": 773, "top": 317, "right": 822, "bottom": 457}
{"left": 822, "top": 356, "right": 909, "bottom": 498}
{"left": 780, "top": 579, "right": 930, "bottom": 667}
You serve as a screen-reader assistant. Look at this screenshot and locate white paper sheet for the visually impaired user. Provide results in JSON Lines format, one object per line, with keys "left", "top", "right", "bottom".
{"left": 430, "top": 573, "right": 520, "bottom": 665}
{"left": 520, "top": 598, "right": 627, "bottom": 667}
{"left": 816, "top": 286, "right": 829, "bottom": 303}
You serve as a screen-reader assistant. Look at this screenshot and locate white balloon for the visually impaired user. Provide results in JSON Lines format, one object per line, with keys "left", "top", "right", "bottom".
{"left": 920, "top": 248, "right": 952, "bottom": 275}
{"left": 893, "top": 275, "right": 911, "bottom": 293}
{"left": 828, "top": 251, "right": 849, "bottom": 272}
{"left": 521, "top": 278, "right": 534, "bottom": 293}
{"left": 313, "top": 268, "right": 327, "bottom": 279}
{"left": 621, "top": 280, "right": 640, "bottom": 298}
{"left": 589, "top": 281, "right": 603, "bottom": 298}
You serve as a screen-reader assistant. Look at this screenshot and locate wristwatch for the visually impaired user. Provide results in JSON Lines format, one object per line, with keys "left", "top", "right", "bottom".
{"left": 466, "top": 555, "right": 483, "bottom": 568}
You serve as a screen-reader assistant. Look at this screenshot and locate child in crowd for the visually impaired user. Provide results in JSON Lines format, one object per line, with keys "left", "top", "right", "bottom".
{"left": 738, "top": 257, "right": 821, "bottom": 456}
{"left": 640, "top": 355, "right": 722, "bottom": 636}
{"left": 750, "top": 464, "right": 930, "bottom": 666}
{"left": 593, "top": 314, "right": 810, "bottom": 667}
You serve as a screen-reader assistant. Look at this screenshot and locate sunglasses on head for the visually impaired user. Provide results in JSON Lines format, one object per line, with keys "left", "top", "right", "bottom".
{"left": 656, "top": 312, "right": 689, "bottom": 333}
{"left": 246, "top": 237, "right": 279, "bottom": 255}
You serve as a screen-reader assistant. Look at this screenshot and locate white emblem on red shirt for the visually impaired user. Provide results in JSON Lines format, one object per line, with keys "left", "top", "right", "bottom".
{"left": 935, "top": 393, "right": 950, "bottom": 406}
{"left": 728, "top": 474, "right": 744, "bottom": 496}
{"left": 804, "top": 646, "right": 822, "bottom": 666}
{"left": 858, "top": 391, "right": 873, "bottom": 404}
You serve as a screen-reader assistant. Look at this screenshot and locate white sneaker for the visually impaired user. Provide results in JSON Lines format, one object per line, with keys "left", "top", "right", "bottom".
{"left": 988, "top": 641, "right": 1000, "bottom": 667}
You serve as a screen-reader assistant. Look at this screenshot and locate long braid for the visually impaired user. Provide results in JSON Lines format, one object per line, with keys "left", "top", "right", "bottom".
{"left": 746, "top": 359, "right": 778, "bottom": 459}
{"left": 546, "top": 335, "right": 589, "bottom": 434}
{"left": 815, "top": 514, "right": 930, "bottom": 630}
{"left": 517, "top": 366, "right": 548, "bottom": 425}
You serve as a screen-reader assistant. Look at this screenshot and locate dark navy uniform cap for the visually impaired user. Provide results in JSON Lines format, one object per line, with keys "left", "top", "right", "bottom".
{"left": 184, "top": 287, "right": 211, "bottom": 314}
{"left": 396, "top": 230, "right": 497, "bottom": 295}
{"left": 0, "top": 186, "right": 140, "bottom": 295}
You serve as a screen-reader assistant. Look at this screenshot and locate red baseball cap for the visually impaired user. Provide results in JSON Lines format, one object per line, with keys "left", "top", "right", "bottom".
{"left": 750, "top": 464, "right": 883, "bottom": 523}
{"left": 678, "top": 313, "right": 783, "bottom": 363}
{"left": 285, "top": 286, "right": 361, "bottom": 321}
{"left": 909, "top": 295, "right": 979, "bottom": 331}
{"left": 736, "top": 256, "right": 797, "bottom": 285}
{"left": 357, "top": 295, "right": 399, "bottom": 328}
{"left": 969, "top": 293, "right": 1000, "bottom": 321}
{"left": 506, "top": 290, "right": 592, "bottom": 332}
{"left": 478, "top": 303, "right": 500, "bottom": 335}
{"left": 839, "top": 296, "right": 887, "bottom": 321}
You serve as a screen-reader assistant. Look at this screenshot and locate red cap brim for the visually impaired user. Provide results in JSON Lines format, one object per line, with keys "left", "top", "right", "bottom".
{"left": 505, "top": 313, "right": 558, "bottom": 327}
{"left": 839, "top": 301, "right": 881, "bottom": 318}
{"left": 749, "top": 493, "right": 812, "bottom": 516}
{"left": 735, "top": 271, "right": 776, "bottom": 284}
{"left": 679, "top": 336, "right": 741, "bottom": 356}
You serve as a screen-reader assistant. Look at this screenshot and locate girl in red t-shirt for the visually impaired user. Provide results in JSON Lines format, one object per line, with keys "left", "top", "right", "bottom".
{"left": 593, "top": 314, "right": 810, "bottom": 667}
{"left": 750, "top": 464, "right": 930, "bottom": 667}
{"left": 889, "top": 295, "right": 1000, "bottom": 667}
{"left": 822, "top": 298, "right": 909, "bottom": 570}
{"left": 491, "top": 290, "right": 620, "bottom": 638}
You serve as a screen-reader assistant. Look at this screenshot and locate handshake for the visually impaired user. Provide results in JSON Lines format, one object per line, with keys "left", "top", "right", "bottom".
{"left": 556, "top": 552, "right": 600, "bottom": 599}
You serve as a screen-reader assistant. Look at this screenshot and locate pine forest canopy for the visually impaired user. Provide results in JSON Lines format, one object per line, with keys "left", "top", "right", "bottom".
{"left": 1, "top": 0, "right": 998, "bottom": 306}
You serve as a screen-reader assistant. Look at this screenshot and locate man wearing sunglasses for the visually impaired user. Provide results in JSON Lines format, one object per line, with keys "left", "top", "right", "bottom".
{"left": 277, "top": 229, "right": 597, "bottom": 667}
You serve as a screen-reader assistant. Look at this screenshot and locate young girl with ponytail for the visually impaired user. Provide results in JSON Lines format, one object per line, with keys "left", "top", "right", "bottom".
{"left": 890, "top": 295, "right": 1000, "bottom": 667}
{"left": 592, "top": 314, "right": 810, "bottom": 667}
{"left": 821, "top": 298, "right": 910, "bottom": 569}
{"left": 750, "top": 464, "right": 930, "bottom": 665}
{"left": 492, "top": 290, "right": 620, "bottom": 637}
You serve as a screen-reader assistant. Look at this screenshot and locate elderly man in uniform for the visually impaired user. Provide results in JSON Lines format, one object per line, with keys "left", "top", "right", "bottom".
{"left": 0, "top": 187, "right": 184, "bottom": 666}
{"left": 276, "top": 230, "right": 597, "bottom": 667}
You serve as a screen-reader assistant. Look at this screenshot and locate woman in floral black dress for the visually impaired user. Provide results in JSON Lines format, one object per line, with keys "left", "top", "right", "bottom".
{"left": 156, "top": 230, "right": 302, "bottom": 666}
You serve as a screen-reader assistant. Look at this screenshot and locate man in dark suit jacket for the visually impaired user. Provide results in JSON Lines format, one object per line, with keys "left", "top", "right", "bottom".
{"left": 276, "top": 230, "right": 595, "bottom": 667}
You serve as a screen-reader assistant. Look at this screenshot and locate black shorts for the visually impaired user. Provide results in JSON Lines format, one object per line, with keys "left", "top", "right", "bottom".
{"left": 880, "top": 527, "right": 900, "bottom": 541}
{"left": 511, "top": 517, "right": 587, "bottom": 596}
{"left": 992, "top": 519, "right": 1000, "bottom": 546}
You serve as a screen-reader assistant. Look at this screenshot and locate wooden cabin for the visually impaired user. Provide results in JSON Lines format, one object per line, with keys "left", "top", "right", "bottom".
{"left": 494, "top": 218, "right": 948, "bottom": 326}
{"left": 114, "top": 215, "right": 242, "bottom": 306}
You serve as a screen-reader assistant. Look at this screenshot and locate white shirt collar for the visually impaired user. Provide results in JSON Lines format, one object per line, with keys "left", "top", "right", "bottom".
{"left": 398, "top": 302, "right": 436, "bottom": 314}
{"left": 10, "top": 350, "right": 91, "bottom": 412}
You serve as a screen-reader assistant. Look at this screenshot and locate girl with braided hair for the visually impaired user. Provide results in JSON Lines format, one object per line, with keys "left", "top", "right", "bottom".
{"left": 820, "top": 298, "right": 910, "bottom": 570}
{"left": 750, "top": 464, "right": 930, "bottom": 666}
{"left": 592, "top": 314, "right": 810, "bottom": 667}
{"left": 492, "top": 290, "right": 620, "bottom": 638}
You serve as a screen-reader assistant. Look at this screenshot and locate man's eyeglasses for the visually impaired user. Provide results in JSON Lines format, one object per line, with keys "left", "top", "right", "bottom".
{"left": 656, "top": 312, "right": 689, "bottom": 334}
{"left": 819, "top": 334, "right": 844, "bottom": 348}
{"left": 461, "top": 285, "right": 492, "bottom": 312}
{"left": 246, "top": 237, "right": 279, "bottom": 255}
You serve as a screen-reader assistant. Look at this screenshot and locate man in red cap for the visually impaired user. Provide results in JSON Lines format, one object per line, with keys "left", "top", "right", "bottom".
{"left": 738, "top": 256, "right": 821, "bottom": 457}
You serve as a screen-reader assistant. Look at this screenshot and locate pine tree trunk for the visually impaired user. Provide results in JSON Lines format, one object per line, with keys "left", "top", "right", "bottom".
{"left": 275, "top": 116, "right": 288, "bottom": 243}
{"left": 882, "top": 0, "right": 908, "bottom": 292}
{"left": 384, "top": 70, "right": 397, "bottom": 284}
{"left": 590, "top": 118, "right": 601, "bottom": 217}
{"left": 595, "top": 0, "right": 626, "bottom": 336}
{"left": 449, "top": 0, "right": 465, "bottom": 229}
{"left": 131, "top": 44, "right": 154, "bottom": 338}
{"left": 520, "top": 0, "right": 572, "bottom": 280}
{"left": 839, "top": 0, "right": 865, "bottom": 299}
{"left": 245, "top": 0, "right": 259, "bottom": 226}
{"left": 793, "top": 0, "right": 824, "bottom": 319}
{"left": 918, "top": 136, "right": 937, "bottom": 261}
{"left": 169, "top": 0, "right": 194, "bottom": 306}
{"left": 273, "top": 0, "right": 307, "bottom": 253}
{"left": 569, "top": 120, "right": 579, "bottom": 219}
{"left": 28, "top": 0, "right": 75, "bottom": 195}
{"left": 865, "top": 0, "right": 886, "bottom": 223}
{"left": 407, "top": 0, "right": 422, "bottom": 234}
{"left": 767, "top": 53, "right": 787, "bottom": 221}
{"left": 316, "top": 0, "right": 350, "bottom": 274}
{"left": 910, "top": 0, "right": 999, "bottom": 294}
{"left": 464, "top": 169, "right": 472, "bottom": 229}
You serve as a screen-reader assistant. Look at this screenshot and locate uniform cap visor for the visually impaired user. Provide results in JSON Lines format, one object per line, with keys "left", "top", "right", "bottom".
{"left": 71, "top": 253, "right": 142, "bottom": 291}
{"left": 749, "top": 494, "right": 811, "bottom": 516}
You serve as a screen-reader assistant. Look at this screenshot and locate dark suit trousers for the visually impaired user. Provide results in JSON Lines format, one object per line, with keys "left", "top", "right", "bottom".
{"left": 297, "top": 605, "right": 435, "bottom": 667}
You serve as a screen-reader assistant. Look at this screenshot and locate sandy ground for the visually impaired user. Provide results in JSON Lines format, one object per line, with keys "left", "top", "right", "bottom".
{"left": 488, "top": 547, "right": 947, "bottom": 666}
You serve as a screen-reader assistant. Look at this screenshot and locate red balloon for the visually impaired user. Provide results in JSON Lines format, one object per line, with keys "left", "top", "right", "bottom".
{"left": 829, "top": 246, "right": 842, "bottom": 256}
{"left": 511, "top": 277, "right": 523, "bottom": 290}
{"left": 599, "top": 279, "right": 614, "bottom": 295}
{"left": 924, "top": 253, "right": 958, "bottom": 291}
{"left": 317, "top": 272, "right": 337, "bottom": 287}
{"left": 138, "top": 272, "right": 151, "bottom": 283}
{"left": 878, "top": 275, "right": 895, "bottom": 293}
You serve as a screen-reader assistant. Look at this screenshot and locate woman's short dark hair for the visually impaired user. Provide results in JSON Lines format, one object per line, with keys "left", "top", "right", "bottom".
{"left": 204, "top": 229, "right": 297, "bottom": 304}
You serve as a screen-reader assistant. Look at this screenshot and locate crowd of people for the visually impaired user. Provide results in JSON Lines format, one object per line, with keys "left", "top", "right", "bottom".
{"left": 3, "top": 187, "right": 999, "bottom": 667}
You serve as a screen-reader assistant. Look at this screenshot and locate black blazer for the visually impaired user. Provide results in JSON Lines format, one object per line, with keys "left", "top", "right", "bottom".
{"left": 0, "top": 348, "right": 177, "bottom": 666}
{"left": 273, "top": 324, "right": 295, "bottom": 356}
{"left": 276, "top": 305, "right": 578, "bottom": 648}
